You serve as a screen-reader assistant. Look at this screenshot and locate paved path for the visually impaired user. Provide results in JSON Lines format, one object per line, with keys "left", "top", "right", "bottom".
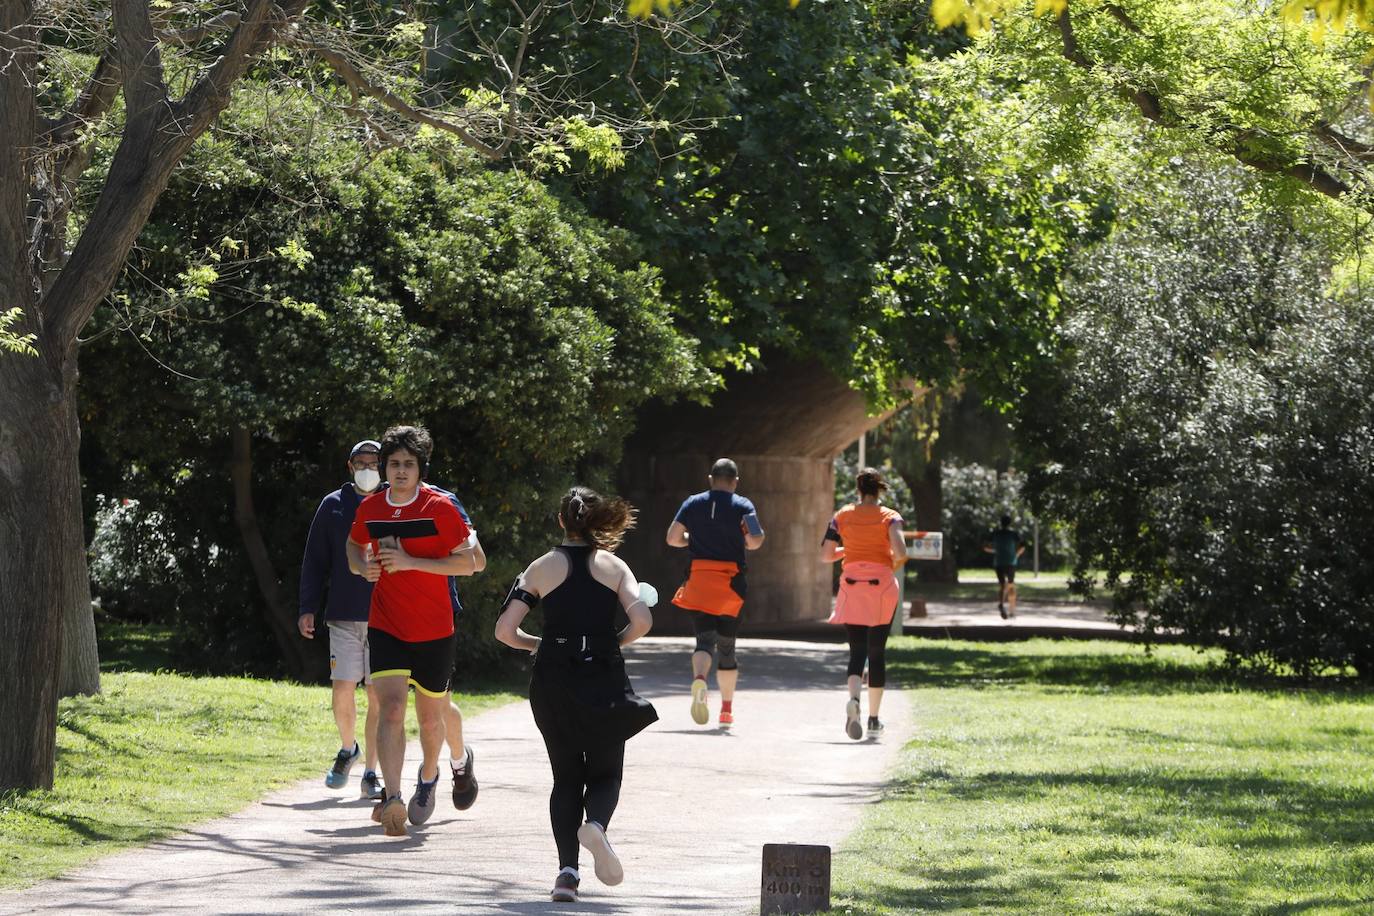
{"left": 1, "top": 637, "right": 908, "bottom": 916}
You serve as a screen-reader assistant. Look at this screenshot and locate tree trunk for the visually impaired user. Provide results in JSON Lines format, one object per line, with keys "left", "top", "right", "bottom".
{"left": 59, "top": 588, "right": 101, "bottom": 697}
{"left": 230, "top": 427, "right": 311, "bottom": 679}
{"left": 903, "top": 457, "right": 959, "bottom": 584}
{"left": 0, "top": 352, "right": 86, "bottom": 790}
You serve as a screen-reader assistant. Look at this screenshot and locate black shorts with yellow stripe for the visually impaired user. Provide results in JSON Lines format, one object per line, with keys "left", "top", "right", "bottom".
{"left": 367, "top": 627, "right": 454, "bottom": 697}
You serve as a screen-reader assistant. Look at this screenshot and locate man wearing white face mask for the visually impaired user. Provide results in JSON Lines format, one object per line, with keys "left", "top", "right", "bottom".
{"left": 300, "top": 439, "right": 386, "bottom": 797}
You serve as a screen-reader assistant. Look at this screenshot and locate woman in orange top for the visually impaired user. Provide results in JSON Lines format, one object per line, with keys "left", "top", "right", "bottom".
{"left": 820, "top": 467, "right": 906, "bottom": 740}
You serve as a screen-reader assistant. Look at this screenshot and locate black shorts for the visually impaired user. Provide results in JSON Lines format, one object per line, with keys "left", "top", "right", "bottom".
{"left": 368, "top": 627, "right": 454, "bottom": 697}
{"left": 686, "top": 609, "right": 741, "bottom": 639}
{"left": 995, "top": 565, "right": 1017, "bottom": 586}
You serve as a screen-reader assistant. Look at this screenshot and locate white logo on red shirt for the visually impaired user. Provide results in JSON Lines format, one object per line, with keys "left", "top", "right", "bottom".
{"left": 393, "top": 508, "right": 402, "bottom": 517}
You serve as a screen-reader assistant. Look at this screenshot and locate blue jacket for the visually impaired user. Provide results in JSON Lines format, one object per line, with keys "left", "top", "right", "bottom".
{"left": 299, "top": 483, "right": 474, "bottom": 623}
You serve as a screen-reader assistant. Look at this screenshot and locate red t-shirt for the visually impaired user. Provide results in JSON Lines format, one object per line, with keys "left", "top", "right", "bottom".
{"left": 349, "top": 484, "right": 470, "bottom": 642}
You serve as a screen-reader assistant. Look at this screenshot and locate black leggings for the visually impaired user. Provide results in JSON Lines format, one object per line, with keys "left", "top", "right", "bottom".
{"left": 539, "top": 730, "right": 626, "bottom": 869}
{"left": 844, "top": 624, "right": 890, "bottom": 689}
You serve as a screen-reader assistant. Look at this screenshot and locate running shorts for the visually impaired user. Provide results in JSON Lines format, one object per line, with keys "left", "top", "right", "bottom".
{"left": 328, "top": 619, "right": 371, "bottom": 684}
{"left": 368, "top": 627, "right": 454, "bottom": 697}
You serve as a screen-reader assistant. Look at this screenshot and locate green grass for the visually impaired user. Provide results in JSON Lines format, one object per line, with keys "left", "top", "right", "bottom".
{"left": 0, "top": 631, "right": 521, "bottom": 890}
{"left": 833, "top": 639, "right": 1374, "bottom": 914}
{"left": 909, "top": 569, "right": 1110, "bottom": 604}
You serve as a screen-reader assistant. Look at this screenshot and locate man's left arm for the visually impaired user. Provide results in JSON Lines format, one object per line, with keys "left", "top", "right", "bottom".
{"left": 742, "top": 500, "right": 765, "bottom": 550}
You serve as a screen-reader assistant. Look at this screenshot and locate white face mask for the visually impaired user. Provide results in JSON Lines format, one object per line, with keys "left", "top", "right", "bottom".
{"left": 353, "top": 467, "right": 381, "bottom": 493}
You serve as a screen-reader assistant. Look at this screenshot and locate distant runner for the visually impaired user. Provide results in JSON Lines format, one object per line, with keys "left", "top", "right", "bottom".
{"left": 983, "top": 515, "right": 1025, "bottom": 619}
{"left": 666, "top": 458, "right": 764, "bottom": 728}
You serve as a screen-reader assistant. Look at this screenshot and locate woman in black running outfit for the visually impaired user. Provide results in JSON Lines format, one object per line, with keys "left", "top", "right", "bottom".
{"left": 495, "top": 486, "right": 658, "bottom": 904}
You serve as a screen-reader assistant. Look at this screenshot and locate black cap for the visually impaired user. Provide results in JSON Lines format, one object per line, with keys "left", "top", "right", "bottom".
{"left": 710, "top": 458, "right": 739, "bottom": 479}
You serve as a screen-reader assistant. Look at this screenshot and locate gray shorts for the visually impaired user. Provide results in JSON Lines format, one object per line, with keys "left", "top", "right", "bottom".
{"left": 328, "top": 619, "right": 371, "bottom": 685}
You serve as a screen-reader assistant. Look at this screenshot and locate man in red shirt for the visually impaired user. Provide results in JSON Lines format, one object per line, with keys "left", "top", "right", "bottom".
{"left": 346, "top": 425, "right": 479, "bottom": 836}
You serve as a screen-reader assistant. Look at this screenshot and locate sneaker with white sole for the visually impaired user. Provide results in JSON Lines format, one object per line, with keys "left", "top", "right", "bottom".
{"left": 845, "top": 698, "right": 863, "bottom": 741}
{"left": 867, "top": 716, "right": 885, "bottom": 737}
{"left": 407, "top": 768, "right": 439, "bottom": 825}
{"left": 325, "top": 743, "right": 360, "bottom": 789}
{"left": 690, "top": 678, "right": 709, "bottom": 725}
{"left": 577, "top": 821, "right": 624, "bottom": 886}
{"left": 360, "top": 770, "right": 383, "bottom": 800}
{"left": 551, "top": 869, "right": 580, "bottom": 902}
{"left": 377, "top": 796, "right": 407, "bottom": 836}
{"left": 451, "top": 746, "right": 478, "bottom": 810}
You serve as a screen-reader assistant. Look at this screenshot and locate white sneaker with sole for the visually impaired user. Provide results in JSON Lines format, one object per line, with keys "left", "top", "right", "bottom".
{"left": 577, "top": 821, "right": 624, "bottom": 886}
{"left": 690, "top": 678, "right": 709, "bottom": 726}
{"left": 845, "top": 698, "right": 863, "bottom": 741}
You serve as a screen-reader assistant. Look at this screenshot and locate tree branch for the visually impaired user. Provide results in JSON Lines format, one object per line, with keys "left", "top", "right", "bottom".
{"left": 113, "top": 0, "right": 170, "bottom": 123}
{"left": 175, "top": 0, "right": 306, "bottom": 137}
{"left": 292, "top": 35, "right": 509, "bottom": 160}
{"left": 1055, "top": 2, "right": 1352, "bottom": 202}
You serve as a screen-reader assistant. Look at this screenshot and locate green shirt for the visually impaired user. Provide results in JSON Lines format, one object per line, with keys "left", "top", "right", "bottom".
{"left": 991, "top": 528, "right": 1021, "bottom": 567}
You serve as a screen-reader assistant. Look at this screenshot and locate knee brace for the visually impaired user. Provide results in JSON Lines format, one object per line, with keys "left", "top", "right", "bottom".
{"left": 694, "top": 629, "right": 718, "bottom": 656}
{"left": 716, "top": 635, "right": 738, "bottom": 670}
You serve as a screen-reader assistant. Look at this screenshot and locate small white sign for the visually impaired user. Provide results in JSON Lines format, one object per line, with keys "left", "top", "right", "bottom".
{"left": 905, "top": 531, "right": 943, "bottom": 561}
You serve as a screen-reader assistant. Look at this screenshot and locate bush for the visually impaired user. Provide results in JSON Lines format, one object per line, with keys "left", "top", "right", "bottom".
{"left": 81, "top": 127, "right": 706, "bottom": 678}
{"left": 1021, "top": 165, "right": 1374, "bottom": 676}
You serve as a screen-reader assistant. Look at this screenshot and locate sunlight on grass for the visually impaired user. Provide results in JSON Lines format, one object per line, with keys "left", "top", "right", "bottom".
{"left": 0, "top": 671, "right": 519, "bottom": 889}
{"left": 833, "top": 639, "right": 1374, "bottom": 914}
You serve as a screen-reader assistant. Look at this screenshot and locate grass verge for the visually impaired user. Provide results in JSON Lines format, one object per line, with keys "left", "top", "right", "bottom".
{"left": 0, "top": 669, "right": 520, "bottom": 890}
{"left": 909, "top": 569, "right": 1110, "bottom": 605}
{"left": 833, "top": 638, "right": 1374, "bottom": 914}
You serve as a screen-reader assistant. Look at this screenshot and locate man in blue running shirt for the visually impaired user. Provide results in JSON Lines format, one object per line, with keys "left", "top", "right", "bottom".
{"left": 666, "top": 458, "right": 765, "bottom": 728}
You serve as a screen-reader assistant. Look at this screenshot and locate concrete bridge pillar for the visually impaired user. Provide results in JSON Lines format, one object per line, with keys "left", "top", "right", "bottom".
{"left": 617, "top": 359, "right": 901, "bottom": 630}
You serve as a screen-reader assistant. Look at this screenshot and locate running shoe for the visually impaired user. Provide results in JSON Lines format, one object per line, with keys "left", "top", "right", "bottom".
{"left": 378, "top": 796, "right": 408, "bottom": 836}
{"left": 690, "top": 678, "right": 709, "bottom": 725}
{"left": 719, "top": 709, "right": 734, "bottom": 728}
{"left": 360, "top": 770, "right": 383, "bottom": 800}
{"left": 577, "top": 821, "right": 624, "bottom": 886}
{"left": 407, "top": 768, "right": 438, "bottom": 825}
{"left": 998, "top": 602, "right": 1007, "bottom": 620}
{"left": 867, "top": 717, "right": 885, "bottom": 737}
{"left": 551, "top": 870, "right": 580, "bottom": 903}
{"left": 451, "top": 746, "right": 478, "bottom": 810}
{"left": 325, "top": 743, "right": 359, "bottom": 789}
{"left": 845, "top": 698, "right": 863, "bottom": 741}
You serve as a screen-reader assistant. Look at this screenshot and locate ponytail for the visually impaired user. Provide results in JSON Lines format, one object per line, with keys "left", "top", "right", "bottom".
{"left": 560, "top": 486, "right": 637, "bottom": 551}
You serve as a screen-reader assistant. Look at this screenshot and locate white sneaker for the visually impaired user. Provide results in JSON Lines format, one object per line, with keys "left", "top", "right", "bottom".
{"left": 690, "top": 679, "right": 709, "bottom": 725}
{"left": 577, "top": 821, "right": 624, "bottom": 886}
{"left": 845, "top": 698, "right": 862, "bottom": 741}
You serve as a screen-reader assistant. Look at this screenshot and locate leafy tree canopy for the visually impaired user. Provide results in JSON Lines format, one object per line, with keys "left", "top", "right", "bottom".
{"left": 80, "top": 109, "right": 706, "bottom": 675}
{"left": 924, "top": 0, "right": 1374, "bottom": 207}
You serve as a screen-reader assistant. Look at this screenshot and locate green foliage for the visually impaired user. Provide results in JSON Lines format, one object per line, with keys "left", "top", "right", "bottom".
{"left": 935, "top": 0, "right": 1374, "bottom": 209}
{"left": 0, "top": 308, "right": 37, "bottom": 356}
{"left": 1020, "top": 162, "right": 1374, "bottom": 676}
{"left": 80, "top": 116, "right": 707, "bottom": 677}
{"left": 554, "top": 0, "right": 1090, "bottom": 406}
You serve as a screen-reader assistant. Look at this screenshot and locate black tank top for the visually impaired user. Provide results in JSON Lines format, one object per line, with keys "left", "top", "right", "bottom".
{"left": 541, "top": 545, "right": 620, "bottom": 639}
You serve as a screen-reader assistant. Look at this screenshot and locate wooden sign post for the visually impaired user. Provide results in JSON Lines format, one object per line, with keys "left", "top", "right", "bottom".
{"left": 761, "top": 843, "right": 830, "bottom": 914}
